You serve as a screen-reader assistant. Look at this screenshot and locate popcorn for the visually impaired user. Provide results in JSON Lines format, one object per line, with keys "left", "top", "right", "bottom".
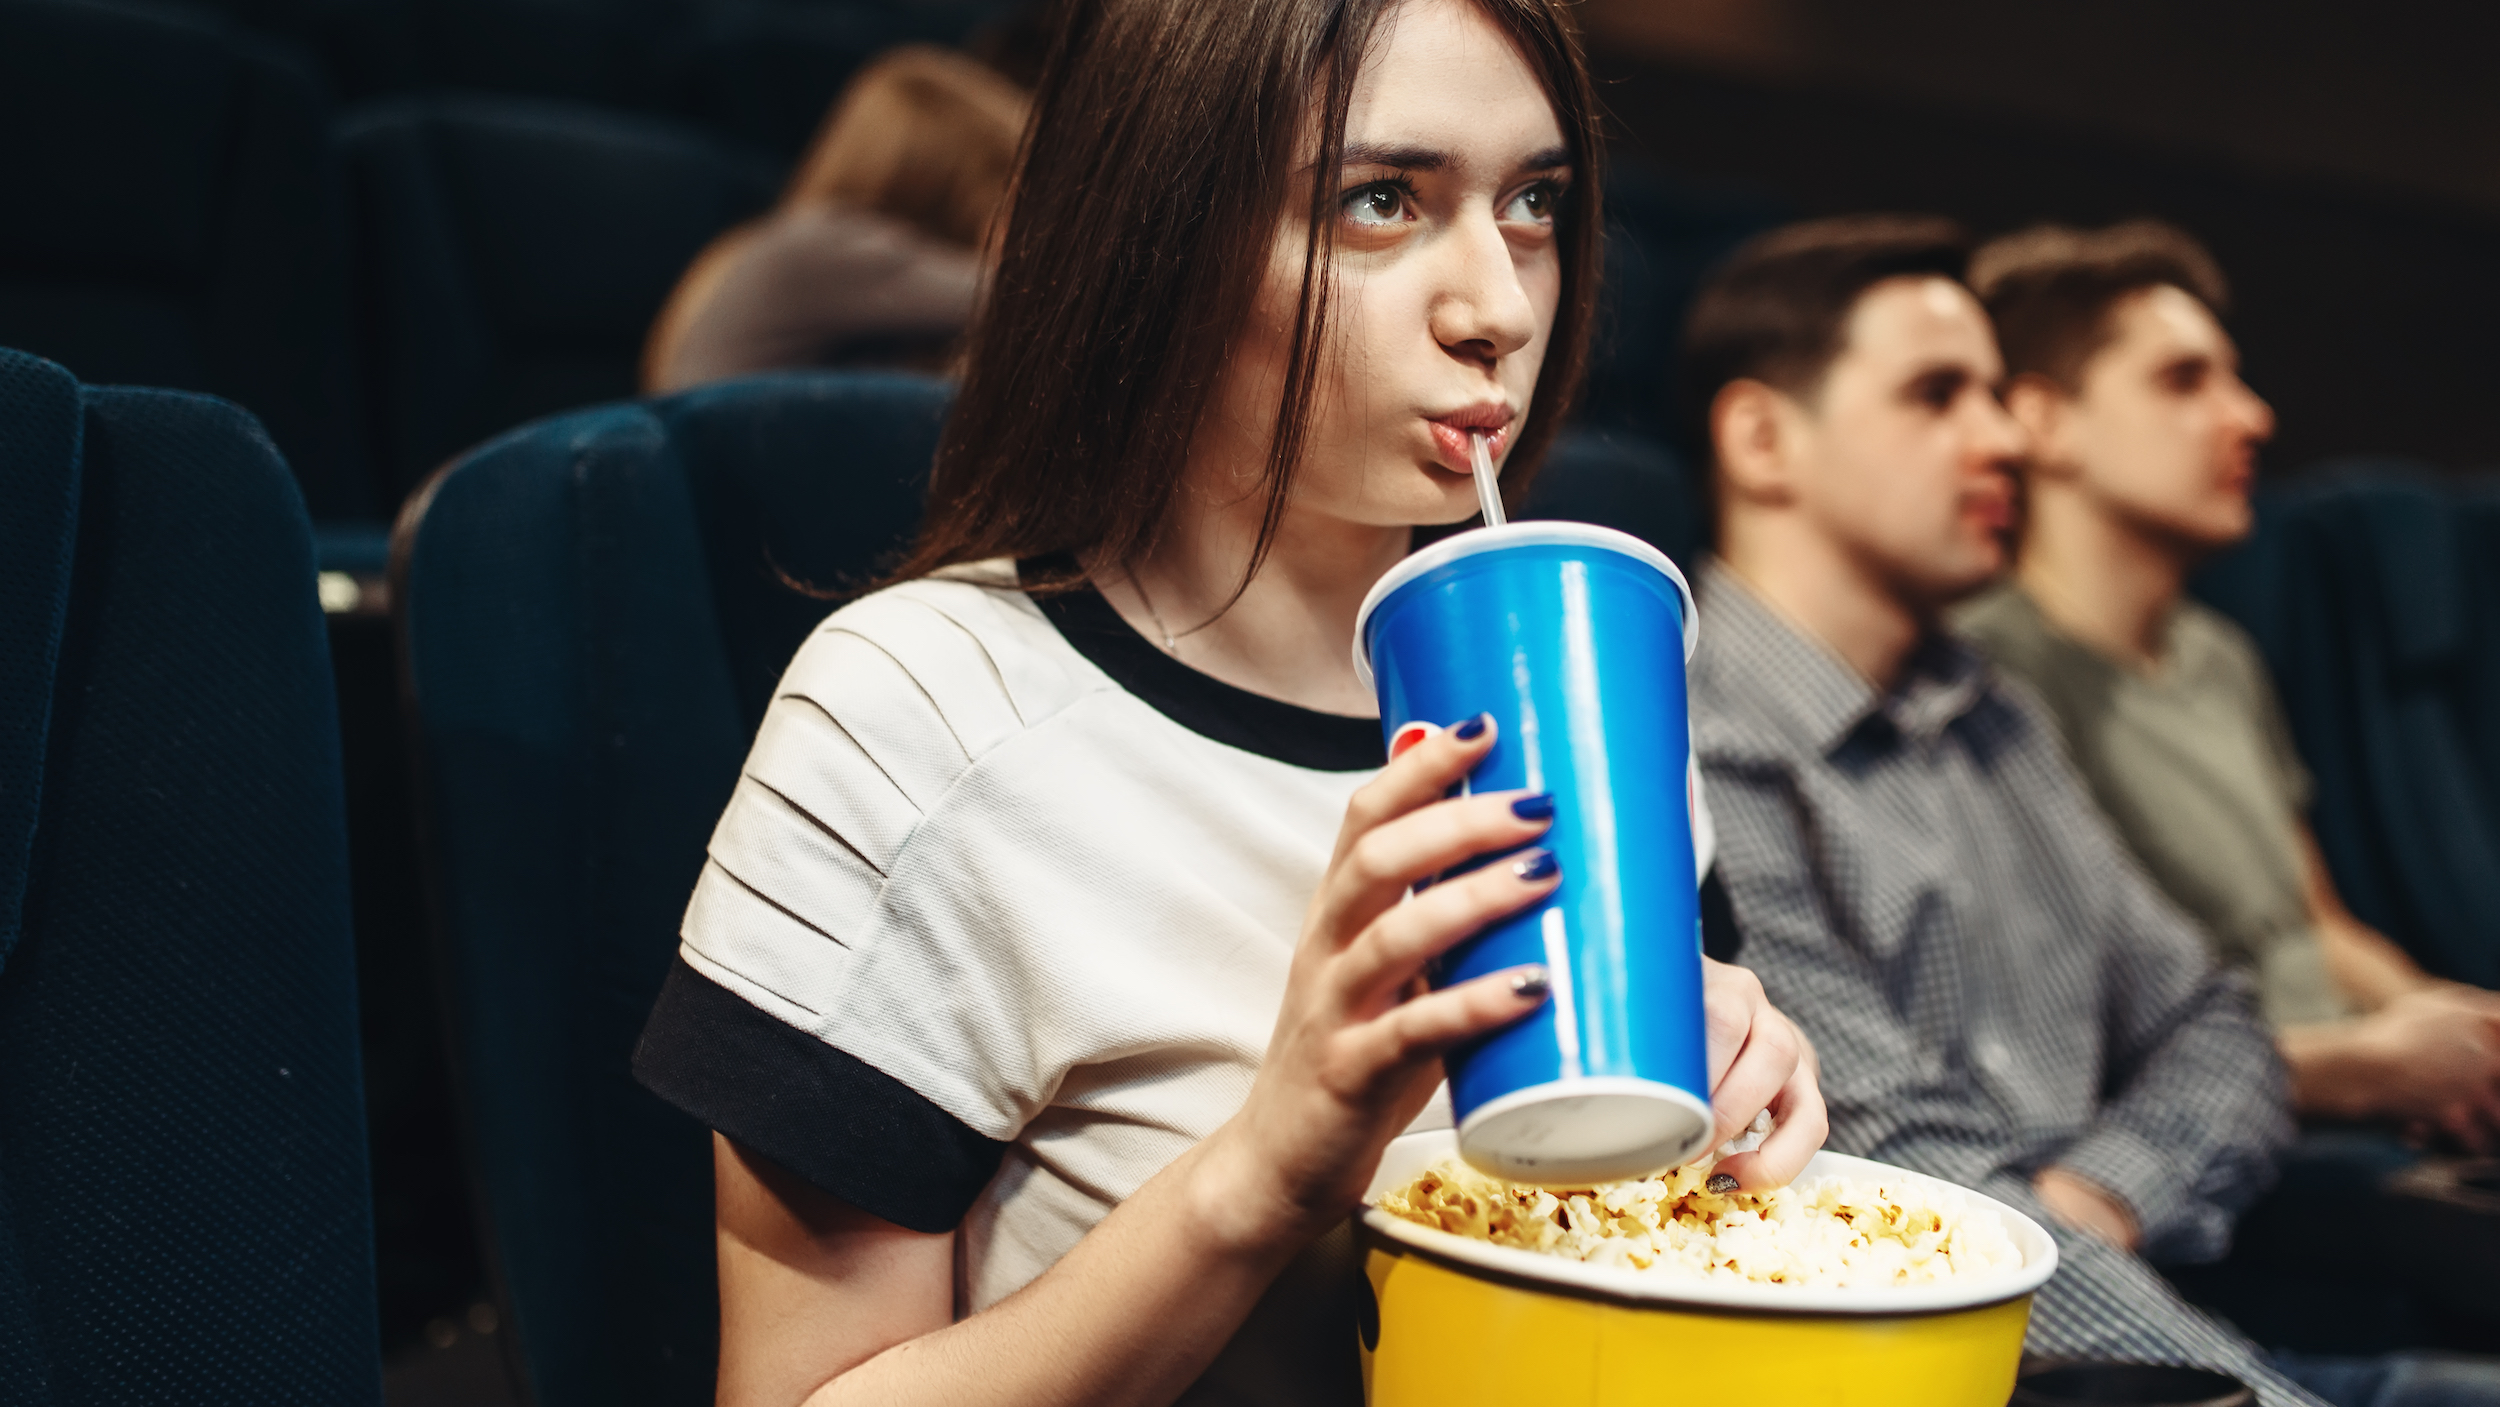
{"left": 1377, "top": 1150, "right": 2020, "bottom": 1289}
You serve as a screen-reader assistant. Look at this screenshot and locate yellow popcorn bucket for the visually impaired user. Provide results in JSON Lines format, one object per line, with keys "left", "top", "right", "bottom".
{"left": 1359, "top": 1131, "right": 2059, "bottom": 1407}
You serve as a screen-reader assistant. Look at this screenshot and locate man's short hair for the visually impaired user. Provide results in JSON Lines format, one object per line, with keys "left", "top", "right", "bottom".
{"left": 1678, "top": 214, "right": 1971, "bottom": 456}
{"left": 1969, "top": 220, "right": 2229, "bottom": 391}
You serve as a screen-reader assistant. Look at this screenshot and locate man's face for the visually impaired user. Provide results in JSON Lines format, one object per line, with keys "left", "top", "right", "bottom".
{"left": 2052, "top": 284, "right": 2274, "bottom": 552}
{"left": 1788, "top": 276, "right": 2025, "bottom": 609}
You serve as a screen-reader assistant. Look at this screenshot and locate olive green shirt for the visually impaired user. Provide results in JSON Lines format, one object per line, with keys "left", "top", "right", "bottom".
{"left": 1957, "top": 585, "right": 2351, "bottom": 1029}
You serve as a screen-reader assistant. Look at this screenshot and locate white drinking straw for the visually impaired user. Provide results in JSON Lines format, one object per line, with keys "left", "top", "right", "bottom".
{"left": 1471, "top": 429, "right": 1506, "bottom": 528}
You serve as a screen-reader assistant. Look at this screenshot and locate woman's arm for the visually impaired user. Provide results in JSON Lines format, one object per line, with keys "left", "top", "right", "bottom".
{"left": 714, "top": 718, "right": 1826, "bottom": 1407}
{"left": 715, "top": 1135, "right": 954, "bottom": 1406}
{"left": 718, "top": 719, "right": 1556, "bottom": 1407}
{"left": 715, "top": 1122, "right": 1344, "bottom": 1407}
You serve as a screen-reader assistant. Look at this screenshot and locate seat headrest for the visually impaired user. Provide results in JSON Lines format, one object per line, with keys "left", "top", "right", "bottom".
{"left": 0, "top": 347, "right": 86, "bottom": 973}
{"left": 1520, "top": 429, "right": 1700, "bottom": 568}
{"left": 653, "top": 370, "right": 952, "bottom": 726}
{"left": 342, "top": 96, "right": 782, "bottom": 342}
{"left": 0, "top": 0, "right": 245, "bottom": 281}
{"left": 2314, "top": 463, "right": 2463, "bottom": 674}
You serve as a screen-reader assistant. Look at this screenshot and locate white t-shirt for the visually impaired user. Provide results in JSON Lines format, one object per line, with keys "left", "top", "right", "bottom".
{"left": 635, "top": 557, "right": 1725, "bottom": 1403}
{"left": 637, "top": 559, "right": 1395, "bottom": 1401}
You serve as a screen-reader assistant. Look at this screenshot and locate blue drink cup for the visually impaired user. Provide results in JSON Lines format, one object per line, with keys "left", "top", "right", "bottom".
{"left": 1355, "top": 522, "right": 1710, "bottom": 1184}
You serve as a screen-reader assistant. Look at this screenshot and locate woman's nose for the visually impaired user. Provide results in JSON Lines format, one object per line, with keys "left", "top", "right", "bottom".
{"left": 1428, "top": 208, "right": 1537, "bottom": 367}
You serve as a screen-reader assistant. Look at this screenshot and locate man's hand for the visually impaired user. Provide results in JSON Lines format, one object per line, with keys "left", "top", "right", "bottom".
{"left": 2034, "top": 1168, "right": 2140, "bottom": 1251}
{"left": 2361, "top": 988, "right": 2500, "bottom": 1153}
{"left": 2413, "top": 980, "right": 2500, "bottom": 1027}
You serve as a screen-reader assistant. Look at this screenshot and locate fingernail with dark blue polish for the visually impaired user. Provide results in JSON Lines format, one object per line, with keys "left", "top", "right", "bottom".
{"left": 1454, "top": 713, "right": 1491, "bottom": 741}
{"left": 1510, "top": 793, "right": 1554, "bottom": 822}
{"left": 1510, "top": 965, "right": 1551, "bottom": 1001}
{"left": 1512, "top": 848, "right": 1558, "bottom": 882}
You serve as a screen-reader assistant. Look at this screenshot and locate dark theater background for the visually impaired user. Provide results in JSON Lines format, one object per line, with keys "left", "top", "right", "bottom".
{"left": 3, "top": 1, "right": 2497, "bottom": 1404}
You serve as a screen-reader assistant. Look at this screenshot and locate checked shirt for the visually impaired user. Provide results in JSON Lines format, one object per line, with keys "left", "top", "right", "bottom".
{"left": 1691, "top": 563, "right": 2315, "bottom": 1406}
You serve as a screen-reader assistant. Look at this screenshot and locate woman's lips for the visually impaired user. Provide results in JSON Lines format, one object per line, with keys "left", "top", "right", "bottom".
{"left": 1425, "top": 408, "right": 1515, "bottom": 473}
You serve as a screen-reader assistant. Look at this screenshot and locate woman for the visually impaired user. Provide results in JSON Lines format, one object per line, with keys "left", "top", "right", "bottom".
{"left": 632, "top": 1, "right": 1827, "bottom": 1403}
{"left": 639, "top": 45, "right": 1029, "bottom": 392}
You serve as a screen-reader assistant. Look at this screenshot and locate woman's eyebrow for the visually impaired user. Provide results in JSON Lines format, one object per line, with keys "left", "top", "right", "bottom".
{"left": 1332, "top": 142, "right": 1574, "bottom": 173}
{"left": 1339, "top": 142, "right": 1447, "bottom": 171}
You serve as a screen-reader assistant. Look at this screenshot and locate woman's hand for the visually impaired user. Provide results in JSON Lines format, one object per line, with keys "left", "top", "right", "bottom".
{"left": 1196, "top": 714, "right": 1560, "bottom": 1252}
{"left": 726, "top": 716, "right": 1832, "bottom": 1407}
{"left": 1697, "top": 957, "right": 1828, "bottom": 1190}
{"left": 1191, "top": 714, "right": 1834, "bottom": 1252}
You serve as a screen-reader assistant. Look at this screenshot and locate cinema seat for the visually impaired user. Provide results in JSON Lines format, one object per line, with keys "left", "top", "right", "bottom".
{"left": 176, "top": 0, "right": 1002, "bottom": 147}
{"left": 2197, "top": 466, "right": 2500, "bottom": 988}
{"left": 2457, "top": 477, "right": 2500, "bottom": 849}
{"left": 675, "top": 0, "right": 1018, "bottom": 156}
{"left": 0, "top": 0, "right": 372, "bottom": 522}
{"left": 392, "top": 371, "right": 949, "bottom": 1406}
{"left": 342, "top": 95, "right": 782, "bottom": 502}
{"left": 1576, "top": 163, "right": 1787, "bottom": 448}
{"left": 0, "top": 347, "right": 378, "bottom": 1404}
{"left": 677, "top": 0, "right": 890, "bottom": 156}
{"left": 1522, "top": 427, "right": 1705, "bottom": 571}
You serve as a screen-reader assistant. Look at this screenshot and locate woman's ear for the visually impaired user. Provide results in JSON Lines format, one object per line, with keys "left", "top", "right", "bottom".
{"left": 1710, "top": 379, "right": 1798, "bottom": 508}
{"left": 2001, "top": 374, "right": 2077, "bottom": 482}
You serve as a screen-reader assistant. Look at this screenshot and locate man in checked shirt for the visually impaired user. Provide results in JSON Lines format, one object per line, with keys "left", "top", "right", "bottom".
{"left": 1676, "top": 216, "right": 2352, "bottom": 1406}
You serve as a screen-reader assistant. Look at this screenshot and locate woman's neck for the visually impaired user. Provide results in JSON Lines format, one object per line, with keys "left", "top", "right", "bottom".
{"left": 1093, "top": 491, "right": 1411, "bottom": 719}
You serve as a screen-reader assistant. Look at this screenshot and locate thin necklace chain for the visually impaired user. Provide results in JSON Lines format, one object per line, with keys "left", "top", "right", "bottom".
{"left": 1128, "top": 569, "right": 1181, "bottom": 655}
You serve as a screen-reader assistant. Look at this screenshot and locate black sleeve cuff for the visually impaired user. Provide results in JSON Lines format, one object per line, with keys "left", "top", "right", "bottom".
{"left": 1699, "top": 868, "right": 1743, "bottom": 964}
{"left": 633, "top": 957, "right": 1009, "bottom": 1233}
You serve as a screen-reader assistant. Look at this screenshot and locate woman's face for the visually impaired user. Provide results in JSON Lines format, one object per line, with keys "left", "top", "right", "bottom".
{"left": 1204, "top": 0, "right": 1570, "bottom": 530}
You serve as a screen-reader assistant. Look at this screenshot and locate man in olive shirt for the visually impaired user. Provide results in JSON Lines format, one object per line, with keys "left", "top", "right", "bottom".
{"left": 1958, "top": 221, "right": 2500, "bottom": 1150}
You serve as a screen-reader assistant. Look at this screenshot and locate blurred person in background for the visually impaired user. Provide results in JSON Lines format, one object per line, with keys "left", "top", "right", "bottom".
{"left": 1960, "top": 221, "right": 2500, "bottom": 1153}
{"left": 639, "top": 45, "right": 1029, "bottom": 393}
{"left": 1678, "top": 214, "right": 2334, "bottom": 1404}
{"left": 1960, "top": 222, "right": 2500, "bottom": 1385}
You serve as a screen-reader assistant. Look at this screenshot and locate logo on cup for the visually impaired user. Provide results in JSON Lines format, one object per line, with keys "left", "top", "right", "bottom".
{"left": 1389, "top": 721, "right": 1470, "bottom": 802}
{"left": 1388, "top": 721, "right": 1439, "bottom": 760}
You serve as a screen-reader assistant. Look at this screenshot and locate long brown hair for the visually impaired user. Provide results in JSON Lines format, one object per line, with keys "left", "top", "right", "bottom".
{"left": 892, "top": 0, "right": 1606, "bottom": 593}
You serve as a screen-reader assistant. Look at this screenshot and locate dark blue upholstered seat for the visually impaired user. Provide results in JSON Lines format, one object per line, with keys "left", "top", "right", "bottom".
{"left": 2193, "top": 465, "right": 2500, "bottom": 987}
{"left": 1577, "top": 164, "right": 1787, "bottom": 452}
{"left": 678, "top": 0, "right": 891, "bottom": 156}
{"left": 393, "top": 370, "right": 949, "bottom": 1406}
{"left": 175, "top": 0, "right": 1001, "bottom": 154}
{"left": 1521, "top": 427, "right": 1704, "bottom": 572}
{"left": 0, "top": 0, "right": 372, "bottom": 523}
{"left": 342, "top": 95, "right": 781, "bottom": 503}
{"left": 678, "top": 0, "right": 1020, "bottom": 156}
{"left": 2457, "top": 477, "right": 2500, "bottom": 851}
{"left": 0, "top": 347, "right": 379, "bottom": 1405}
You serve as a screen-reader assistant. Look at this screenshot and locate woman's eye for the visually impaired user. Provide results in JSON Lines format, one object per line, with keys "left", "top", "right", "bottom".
{"left": 1503, "top": 181, "right": 1560, "bottom": 225}
{"left": 1344, "top": 183, "right": 1409, "bottom": 227}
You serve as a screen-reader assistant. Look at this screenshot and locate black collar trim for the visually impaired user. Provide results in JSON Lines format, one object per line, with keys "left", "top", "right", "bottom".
{"left": 1021, "top": 557, "right": 1385, "bottom": 773}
